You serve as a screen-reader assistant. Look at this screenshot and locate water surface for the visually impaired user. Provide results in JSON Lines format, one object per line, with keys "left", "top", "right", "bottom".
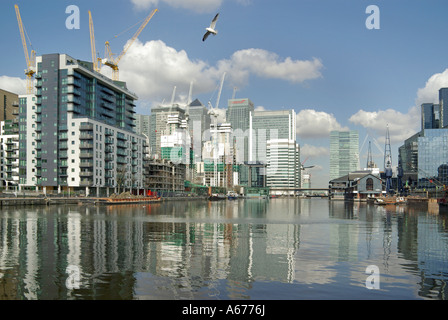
{"left": 0, "top": 198, "right": 447, "bottom": 300}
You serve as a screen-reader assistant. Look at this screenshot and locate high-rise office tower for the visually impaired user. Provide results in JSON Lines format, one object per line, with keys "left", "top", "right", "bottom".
{"left": 421, "top": 103, "right": 441, "bottom": 130}
{"left": 19, "top": 53, "right": 146, "bottom": 195}
{"left": 249, "top": 109, "right": 296, "bottom": 163}
{"left": 226, "top": 98, "right": 254, "bottom": 163}
{"left": 439, "top": 88, "right": 448, "bottom": 128}
{"left": 329, "top": 130, "right": 359, "bottom": 180}
{"left": 186, "top": 99, "right": 210, "bottom": 163}
{"left": 134, "top": 114, "right": 151, "bottom": 139}
{"left": 266, "top": 139, "right": 300, "bottom": 194}
{"left": 418, "top": 128, "right": 448, "bottom": 188}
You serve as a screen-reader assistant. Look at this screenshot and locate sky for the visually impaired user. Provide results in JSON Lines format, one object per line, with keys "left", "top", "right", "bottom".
{"left": 2, "top": 0, "right": 448, "bottom": 187}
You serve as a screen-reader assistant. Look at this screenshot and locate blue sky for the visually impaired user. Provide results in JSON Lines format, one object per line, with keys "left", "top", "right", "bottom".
{"left": 2, "top": 0, "right": 448, "bottom": 187}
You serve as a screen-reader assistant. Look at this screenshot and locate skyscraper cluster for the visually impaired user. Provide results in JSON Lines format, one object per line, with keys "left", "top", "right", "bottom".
{"left": 142, "top": 97, "right": 302, "bottom": 195}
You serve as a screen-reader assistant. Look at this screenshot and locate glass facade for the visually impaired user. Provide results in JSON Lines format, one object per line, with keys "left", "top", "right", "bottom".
{"left": 226, "top": 99, "right": 254, "bottom": 163}
{"left": 421, "top": 103, "right": 440, "bottom": 130}
{"left": 418, "top": 129, "right": 448, "bottom": 188}
{"left": 239, "top": 162, "right": 266, "bottom": 188}
{"left": 439, "top": 88, "right": 448, "bottom": 128}
{"left": 329, "top": 131, "right": 359, "bottom": 180}
{"left": 266, "top": 139, "right": 300, "bottom": 191}
{"left": 250, "top": 109, "right": 295, "bottom": 163}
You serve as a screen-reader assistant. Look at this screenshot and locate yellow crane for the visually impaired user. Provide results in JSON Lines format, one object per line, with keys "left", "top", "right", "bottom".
{"left": 14, "top": 4, "right": 36, "bottom": 94}
{"left": 88, "top": 10, "right": 101, "bottom": 72}
{"left": 103, "top": 8, "right": 158, "bottom": 81}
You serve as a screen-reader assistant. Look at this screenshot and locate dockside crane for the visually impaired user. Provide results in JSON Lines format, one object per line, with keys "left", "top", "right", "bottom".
{"left": 14, "top": 4, "right": 36, "bottom": 94}
{"left": 103, "top": 8, "right": 158, "bottom": 81}
{"left": 89, "top": 10, "right": 101, "bottom": 73}
{"left": 384, "top": 125, "right": 393, "bottom": 194}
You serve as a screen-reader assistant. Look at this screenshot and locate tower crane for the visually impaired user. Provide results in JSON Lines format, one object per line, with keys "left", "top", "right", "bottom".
{"left": 208, "top": 72, "right": 226, "bottom": 111}
{"left": 300, "top": 156, "right": 314, "bottom": 171}
{"left": 103, "top": 8, "right": 158, "bottom": 81}
{"left": 88, "top": 11, "right": 101, "bottom": 73}
{"left": 14, "top": 4, "right": 36, "bottom": 94}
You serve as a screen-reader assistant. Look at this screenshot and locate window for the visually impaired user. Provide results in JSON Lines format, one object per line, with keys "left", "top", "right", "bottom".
{"left": 366, "top": 178, "right": 374, "bottom": 191}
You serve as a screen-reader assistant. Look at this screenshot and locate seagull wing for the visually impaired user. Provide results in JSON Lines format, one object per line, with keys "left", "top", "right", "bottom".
{"left": 202, "top": 31, "right": 211, "bottom": 41}
{"left": 209, "top": 13, "right": 219, "bottom": 29}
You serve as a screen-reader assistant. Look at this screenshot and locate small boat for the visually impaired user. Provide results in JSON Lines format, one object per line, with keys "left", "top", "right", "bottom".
{"left": 374, "top": 196, "right": 407, "bottom": 205}
{"left": 227, "top": 191, "right": 239, "bottom": 200}
{"left": 95, "top": 196, "right": 161, "bottom": 205}
{"left": 374, "top": 198, "right": 386, "bottom": 205}
{"left": 208, "top": 193, "right": 226, "bottom": 201}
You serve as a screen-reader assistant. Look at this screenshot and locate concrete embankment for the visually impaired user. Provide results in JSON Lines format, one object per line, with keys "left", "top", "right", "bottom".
{"left": 0, "top": 197, "right": 94, "bottom": 206}
{"left": 0, "top": 196, "right": 209, "bottom": 207}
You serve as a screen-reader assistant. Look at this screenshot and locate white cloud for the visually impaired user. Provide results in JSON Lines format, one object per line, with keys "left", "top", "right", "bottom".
{"left": 296, "top": 109, "right": 348, "bottom": 139}
{"left": 0, "top": 76, "right": 27, "bottom": 95}
{"left": 115, "top": 39, "right": 217, "bottom": 105}
{"left": 254, "top": 106, "right": 266, "bottom": 111}
{"left": 415, "top": 68, "right": 448, "bottom": 107}
{"left": 115, "top": 40, "right": 324, "bottom": 107}
{"left": 220, "top": 49, "right": 323, "bottom": 86}
{"left": 300, "top": 144, "right": 329, "bottom": 160}
{"left": 349, "top": 108, "right": 419, "bottom": 144}
{"left": 130, "top": 0, "right": 222, "bottom": 13}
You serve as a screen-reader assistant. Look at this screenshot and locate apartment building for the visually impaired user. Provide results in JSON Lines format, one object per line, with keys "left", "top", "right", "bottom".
{"left": 19, "top": 53, "right": 146, "bottom": 196}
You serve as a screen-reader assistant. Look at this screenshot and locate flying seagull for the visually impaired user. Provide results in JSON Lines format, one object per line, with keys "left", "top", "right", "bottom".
{"left": 203, "top": 13, "right": 219, "bottom": 42}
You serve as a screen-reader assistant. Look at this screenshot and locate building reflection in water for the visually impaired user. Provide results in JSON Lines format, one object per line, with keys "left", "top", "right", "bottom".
{"left": 0, "top": 199, "right": 447, "bottom": 299}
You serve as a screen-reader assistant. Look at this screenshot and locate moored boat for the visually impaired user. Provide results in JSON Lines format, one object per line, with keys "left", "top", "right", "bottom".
{"left": 227, "top": 191, "right": 239, "bottom": 200}
{"left": 209, "top": 193, "right": 226, "bottom": 201}
{"left": 374, "top": 196, "right": 407, "bottom": 205}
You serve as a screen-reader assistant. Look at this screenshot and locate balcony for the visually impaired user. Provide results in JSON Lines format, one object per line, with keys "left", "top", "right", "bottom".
{"left": 117, "top": 148, "right": 127, "bottom": 156}
{"left": 105, "top": 172, "right": 114, "bottom": 179}
{"left": 101, "top": 102, "right": 114, "bottom": 111}
{"left": 79, "top": 133, "right": 93, "bottom": 140}
{"left": 105, "top": 137, "right": 114, "bottom": 145}
{"left": 79, "top": 123, "right": 94, "bottom": 131}
{"left": 116, "top": 156, "right": 127, "bottom": 164}
{"left": 58, "top": 142, "right": 68, "bottom": 150}
{"left": 79, "top": 142, "right": 94, "bottom": 149}
{"left": 67, "top": 87, "right": 81, "bottom": 96}
{"left": 105, "top": 146, "right": 114, "bottom": 153}
{"left": 79, "top": 151, "right": 94, "bottom": 158}
{"left": 79, "top": 180, "right": 93, "bottom": 187}
{"left": 117, "top": 134, "right": 127, "bottom": 141}
{"left": 79, "top": 171, "right": 93, "bottom": 177}
{"left": 67, "top": 78, "right": 81, "bottom": 87}
{"left": 67, "top": 96, "right": 81, "bottom": 105}
{"left": 79, "top": 162, "right": 93, "bottom": 168}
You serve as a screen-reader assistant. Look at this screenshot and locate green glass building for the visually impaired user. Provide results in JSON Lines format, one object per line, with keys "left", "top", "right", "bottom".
{"left": 329, "top": 130, "right": 359, "bottom": 180}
